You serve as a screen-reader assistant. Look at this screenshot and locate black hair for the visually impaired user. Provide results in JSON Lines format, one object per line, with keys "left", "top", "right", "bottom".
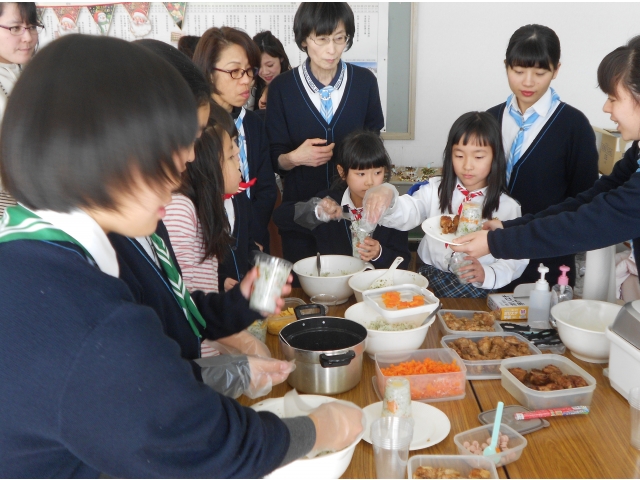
{"left": 598, "top": 35, "right": 640, "bottom": 102}
{"left": 294, "top": 2, "right": 355, "bottom": 53}
{"left": 177, "top": 35, "right": 200, "bottom": 60}
{"left": 135, "top": 39, "right": 210, "bottom": 107}
{"left": 332, "top": 130, "right": 391, "bottom": 189}
{"left": 438, "top": 112, "right": 506, "bottom": 220}
{"left": 0, "top": 2, "right": 38, "bottom": 26}
{"left": 505, "top": 24, "right": 561, "bottom": 71}
{"left": 252, "top": 30, "right": 291, "bottom": 110}
{"left": 1, "top": 34, "right": 197, "bottom": 212}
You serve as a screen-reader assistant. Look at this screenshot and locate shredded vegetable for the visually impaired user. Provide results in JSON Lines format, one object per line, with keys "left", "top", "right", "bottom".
{"left": 380, "top": 357, "right": 465, "bottom": 400}
{"left": 381, "top": 357, "right": 461, "bottom": 376}
{"left": 381, "top": 291, "right": 425, "bottom": 309}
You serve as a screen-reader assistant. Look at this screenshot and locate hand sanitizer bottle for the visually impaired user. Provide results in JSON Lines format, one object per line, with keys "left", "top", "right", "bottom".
{"left": 528, "top": 263, "right": 551, "bottom": 330}
{"left": 550, "top": 265, "right": 573, "bottom": 327}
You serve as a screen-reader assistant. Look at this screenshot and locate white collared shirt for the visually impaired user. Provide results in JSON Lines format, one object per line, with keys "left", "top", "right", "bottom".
{"left": 501, "top": 88, "right": 561, "bottom": 162}
{"left": 33, "top": 208, "right": 119, "bottom": 278}
{"left": 297, "top": 61, "right": 348, "bottom": 121}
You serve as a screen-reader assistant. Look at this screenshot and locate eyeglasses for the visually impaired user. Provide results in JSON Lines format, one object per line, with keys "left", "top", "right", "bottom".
{"left": 0, "top": 24, "right": 44, "bottom": 36}
{"left": 213, "top": 67, "right": 258, "bottom": 80}
{"left": 308, "top": 34, "right": 349, "bottom": 47}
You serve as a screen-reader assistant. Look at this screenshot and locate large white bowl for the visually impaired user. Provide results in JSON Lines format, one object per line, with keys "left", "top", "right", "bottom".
{"left": 293, "top": 255, "right": 373, "bottom": 304}
{"left": 551, "top": 299, "right": 622, "bottom": 363}
{"left": 251, "top": 395, "right": 363, "bottom": 479}
{"left": 344, "top": 302, "right": 436, "bottom": 358}
{"left": 348, "top": 268, "right": 429, "bottom": 302}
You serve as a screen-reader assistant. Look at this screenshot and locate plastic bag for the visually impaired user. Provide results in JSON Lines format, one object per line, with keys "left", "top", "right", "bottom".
{"left": 362, "top": 183, "right": 399, "bottom": 224}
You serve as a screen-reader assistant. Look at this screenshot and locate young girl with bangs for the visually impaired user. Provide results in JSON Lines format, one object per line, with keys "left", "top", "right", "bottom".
{"left": 273, "top": 129, "right": 410, "bottom": 268}
{"left": 487, "top": 24, "right": 598, "bottom": 289}
{"left": 364, "top": 112, "right": 527, "bottom": 298}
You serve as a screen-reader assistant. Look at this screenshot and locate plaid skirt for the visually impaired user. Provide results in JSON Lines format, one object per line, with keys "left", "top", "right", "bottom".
{"left": 419, "top": 264, "right": 489, "bottom": 299}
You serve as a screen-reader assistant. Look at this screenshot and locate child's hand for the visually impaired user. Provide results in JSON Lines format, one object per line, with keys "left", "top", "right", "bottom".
{"left": 357, "top": 237, "right": 381, "bottom": 262}
{"left": 482, "top": 219, "right": 503, "bottom": 231}
{"left": 451, "top": 230, "right": 491, "bottom": 258}
{"left": 224, "top": 277, "right": 239, "bottom": 292}
{"left": 316, "top": 197, "right": 342, "bottom": 222}
{"left": 362, "top": 184, "right": 398, "bottom": 224}
{"left": 456, "top": 256, "right": 485, "bottom": 285}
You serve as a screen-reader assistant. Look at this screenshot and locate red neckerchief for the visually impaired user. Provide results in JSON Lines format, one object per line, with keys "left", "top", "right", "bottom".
{"left": 349, "top": 207, "right": 363, "bottom": 221}
{"left": 456, "top": 184, "right": 483, "bottom": 215}
{"left": 224, "top": 177, "right": 257, "bottom": 200}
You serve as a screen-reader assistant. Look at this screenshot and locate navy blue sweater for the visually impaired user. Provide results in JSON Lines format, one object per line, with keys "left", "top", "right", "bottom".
{"left": 489, "top": 142, "right": 640, "bottom": 268}
{"left": 232, "top": 107, "right": 277, "bottom": 251}
{"left": 0, "top": 239, "right": 289, "bottom": 478}
{"left": 488, "top": 101, "right": 599, "bottom": 286}
{"left": 273, "top": 188, "right": 411, "bottom": 269}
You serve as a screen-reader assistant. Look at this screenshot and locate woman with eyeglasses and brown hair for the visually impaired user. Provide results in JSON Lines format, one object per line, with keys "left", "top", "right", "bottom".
{"left": 268, "top": 2, "right": 384, "bottom": 272}
{"left": 193, "top": 27, "right": 277, "bottom": 264}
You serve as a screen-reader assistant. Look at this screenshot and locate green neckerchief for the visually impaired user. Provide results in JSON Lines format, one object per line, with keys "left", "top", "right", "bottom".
{"left": 149, "top": 233, "right": 207, "bottom": 338}
{"left": 0, "top": 205, "right": 95, "bottom": 262}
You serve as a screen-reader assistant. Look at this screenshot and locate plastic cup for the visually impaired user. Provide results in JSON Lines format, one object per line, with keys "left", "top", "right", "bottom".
{"left": 446, "top": 252, "right": 473, "bottom": 284}
{"left": 370, "top": 416, "right": 413, "bottom": 479}
{"left": 630, "top": 386, "right": 640, "bottom": 449}
{"left": 249, "top": 252, "right": 292, "bottom": 314}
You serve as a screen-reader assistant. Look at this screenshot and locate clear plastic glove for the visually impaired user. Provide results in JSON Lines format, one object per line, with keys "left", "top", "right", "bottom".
{"left": 315, "top": 196, "right": 343, "bottom": 222}
{"left": 214, "top": 329, "right": 271, "bottom": 358}
{"left": 482, "top": 219, "right": 504, "bottom": 231}
{"left": 245, "top": 356, "right": 295, "bottom": 399}
{"left": 307, "top": 401, "right": 365, "bottom": 458}
{"left": 362, "top": 183, "right": 398, "bottom": 224}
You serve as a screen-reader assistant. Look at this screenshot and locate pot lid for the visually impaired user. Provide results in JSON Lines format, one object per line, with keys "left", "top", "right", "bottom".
{"left": 478, "top": 405, "right": 549, "bottom": 435}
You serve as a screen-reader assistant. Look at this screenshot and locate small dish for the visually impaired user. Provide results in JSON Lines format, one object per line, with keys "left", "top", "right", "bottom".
{"left": 310, "top": 294, "right": 339, "bottom": 306}
{"left": 421, "top": 215, "right": 470, "bottom": 245}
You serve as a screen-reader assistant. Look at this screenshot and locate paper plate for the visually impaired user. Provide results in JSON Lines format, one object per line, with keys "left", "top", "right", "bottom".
{"left": 421, "top": 215, "right": 469, "bottom": 246}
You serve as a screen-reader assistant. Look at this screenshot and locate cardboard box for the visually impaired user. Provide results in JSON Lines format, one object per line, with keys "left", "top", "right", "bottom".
{"left": 593, "top": 126, "right": 629, "bottom": 175}
{"left": 487, "top": 293, "right": 529, "bottom": 320}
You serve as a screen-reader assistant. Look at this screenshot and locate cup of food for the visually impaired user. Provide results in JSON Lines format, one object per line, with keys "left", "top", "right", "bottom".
{"left": 457, "top": 202, "right": 483, "bottom": 235}
{"left": 249, "top": 252, "right": 293, "bottom": 314}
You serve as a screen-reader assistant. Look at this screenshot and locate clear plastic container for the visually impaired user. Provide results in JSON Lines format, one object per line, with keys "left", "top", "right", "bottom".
{"left": 457, "top": 202, "right": 483, "bottom": 235}
{"left": 247, "top": 319, "right": 267, "bottom": 343}
{"left": 375, "top": 348, "right": 466, "bottom": 403}
{"left": 453, "top": 423, "right": 527, "bottom": 467}
{"left": 362, "top": 284, "right": 439, "bottom": 326}
{"left": 249, "top": 252, "right": 293, "bottom": 314}
{"left": 440, "top": 333, "right": 542, "bottom": 380}
{"left": 500, "top": 354, "right": 596, "bottom": 409}
{"left": 266, "top": 297, "right": 305, "bottom": 335}
{"left": 437, "top": 309, "right": 504, "bottom": 336}
{"left": 407, "top": 454, "right": 498, "bottom": 479}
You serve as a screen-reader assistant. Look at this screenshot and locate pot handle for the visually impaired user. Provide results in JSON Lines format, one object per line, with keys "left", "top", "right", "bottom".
{"left": 294, "top": 304, "right": 328, "bottom": 320}
{"left": 319, "top": 350, "right": 356, "bottom": 368}
{"left": 363, "top": 262, "right": 374, "bottom": 271}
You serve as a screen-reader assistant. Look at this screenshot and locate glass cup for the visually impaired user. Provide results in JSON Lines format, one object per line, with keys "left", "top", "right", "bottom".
{"left": 249, "top": 252, "right": 292, "bottom": 314}
{"left": 630, "top": 386, "right": 640, "bottom": 449}
{"left": 370, "top": 416, "right": 413, "bottom": 479}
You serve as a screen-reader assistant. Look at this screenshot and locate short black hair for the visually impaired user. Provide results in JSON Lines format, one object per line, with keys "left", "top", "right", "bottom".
{"left": 1, "top": 34, "right": 197, "bottom": 212}
{"left": 208, "top": 101, "right": 238, "bottom": 139}
{"left": 0, "top": 2, "right": 38, "bottom": 26}
{"left": 439, "top": 112, "right": 506, "bottom": 220}
{"left": 177, "top": 35, "right": 200, "bottom": 60}
{"left": 332, "top": 130, "right": 390, "bottom": 189}
{"left": 294, "top": 3, "right": 355, "bottom": 53}
{"left": 598, "top": 35, "right": 640, "bottom": 102}
{"left": 505, "top": 24, "right": 561, "bottom": 71}
{"left": 135, "top": 38, "right": 210, "bottom": 107}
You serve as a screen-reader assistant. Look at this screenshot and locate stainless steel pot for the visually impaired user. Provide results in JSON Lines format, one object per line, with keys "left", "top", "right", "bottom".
{"left": 279, "top": 304, "right": 367, "bottom": 394}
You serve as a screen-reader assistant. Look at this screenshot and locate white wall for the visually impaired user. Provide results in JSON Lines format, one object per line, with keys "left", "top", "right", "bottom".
{"left": 386, "top": 2, "right": 640, "bottom": 167}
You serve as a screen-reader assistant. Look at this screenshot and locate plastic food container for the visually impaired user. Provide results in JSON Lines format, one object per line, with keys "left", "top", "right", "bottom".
{"left": 250, "top": 252, "right": 293, "bottom": 314}
{"left": 457, "top": 202, "right": 483, "bottom": 235}
{"left": 441, "top": 333, "right": 542, "bottom": 380}
{"left": 375, "top": 349, "right": 466, "bottom": 403}
{"left": 247, "top": 319, "right": 267, "bottom": 343}
{"left": 606, "top": 325, "right": 640, "bottom": 400}
{"left": 453, "top": 423, "right": 527, "bottom": 467}
{"left": 363, "top": 284, "right": 439, "bottom": 326}
{"left": 437, "top": 309, "right": 504, "bottom": 336}
{"left": 500, "top": 354, "right": 597, "bottom": 409}
{"left": 407, "top": 455, "right": 498, "bottom": 479}
{"left": 266, "top": 297, "right": 305, "bottom": 335}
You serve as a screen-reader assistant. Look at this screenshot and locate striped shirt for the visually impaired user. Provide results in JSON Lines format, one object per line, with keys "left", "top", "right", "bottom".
{"left": 0, "top": 191, "right": 16, "bottom": 217}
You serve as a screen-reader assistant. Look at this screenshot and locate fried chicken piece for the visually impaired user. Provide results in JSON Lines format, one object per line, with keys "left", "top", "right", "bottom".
{"left": 568, "top": 375, "right": 589, "bottom": 388}
{"left": 508, "top": 367, "right": 529, "bottom": 383}
{"left": 542, "top": 365, "right": 563, "bottom": 376}
{"left": 553, "top": 375, "right": 574, "bottom": 389}
{"left": 504, "top": 336, "right": 524, "bottom": 345}
{"left": 538, "top": 383, "right": 563, "bottom": 391}
{"left": 529, "top": 369, "right": 549, "bottom": 386}
{"left": 437, "top": 468, "right": 463, "bottom": 479}
{"left": 413, "top": 466, "right": 437, "bottom": 479}
{"left": 452, "top": 215, "right": 460, "bottom": 231}
{"left": 477, "top": 336, "right": 492, "bottom": 355}
{"left": 441, "top": 216, "right": 454, "bottom": 234}
{"left": 469, "top": 468, "right": 491, "bottom": 479}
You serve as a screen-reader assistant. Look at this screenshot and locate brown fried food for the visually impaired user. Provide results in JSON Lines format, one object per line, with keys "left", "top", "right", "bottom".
{"left": 510, "top": 364, "right": 589, "bottom": 391}
{"left": 449, "top": 336, "right": 533, "bottom": 361}
{"left": 452, "top": 215, "right": 460, "bottom": 231}
{"left": 538, "top": 383, "right": 563, "bottom": 391}
{"left": 469, "top": 468, "right": 491, "bottom": 479}
{"left": 441, "top": 216, "right": 455, "bottom": 234}
{"left": 414, "top": 466, "right": 437, "bottom": 479}
{"left": 568, "top": 375, "right": 589, "bottom": 388}
{"left": 477, "top": 337, "right": 492, "bottom": 355}
{"left": 529, "top": 369, "right": 549, "bottom": 386}
{"left": 443, "top": 311, "right": 496, "bottom": 332}
{"left": 508, "top": 367, "right": 529, "bottom": 383}
{"left": 542, "top": 365, "right": 563, "bottom": 375}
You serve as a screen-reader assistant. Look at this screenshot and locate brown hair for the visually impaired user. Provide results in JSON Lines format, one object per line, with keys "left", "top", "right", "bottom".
{"left": 192, "top": 27, "right": 261, "bottom": 96}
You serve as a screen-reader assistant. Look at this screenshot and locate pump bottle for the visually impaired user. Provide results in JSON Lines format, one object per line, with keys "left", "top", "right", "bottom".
{"left": 550, "top": 265, "right": 573, "bottom": 327}
{"left": 528, "top": 263, "right": 551, "bottom": 330}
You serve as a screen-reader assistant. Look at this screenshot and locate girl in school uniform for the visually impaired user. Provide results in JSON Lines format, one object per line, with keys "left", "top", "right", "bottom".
{"left": 487, "top": 24, "right": 598, "bottom": 289}
{"left": 0, "top": 34, "right": 362, "bottom": 478}
{"left": 273, "top": 130, "right": 410, "bottom": 268}
{"left": 193, "top": 27, "right": 277, "bottom": 253}
{"left": 266, "top": 2, "right": 384, "bottom": 271}
{"left": 364, "top": 112, "right": 528, "bottom": 298}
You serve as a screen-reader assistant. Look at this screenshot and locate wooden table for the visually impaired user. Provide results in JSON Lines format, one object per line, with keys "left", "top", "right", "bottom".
{"left": 239, "top": 290, "right": 640, "bottom": 478}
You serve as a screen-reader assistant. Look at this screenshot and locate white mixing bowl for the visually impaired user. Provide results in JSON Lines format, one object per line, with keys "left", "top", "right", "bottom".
{"left": 251, "top": 395, "right": 363, "bottom": 479}
{"left": 344, "top": 302, "right": 436, "bottom": 358}
{"left": 293, "top": 255, "right": 373, "bottom": 304}
{"left": 348, "top": 268, "right": 429, "bottom": 302}
{"left": 551, "top": 299, "right": 622, "bottom": 363}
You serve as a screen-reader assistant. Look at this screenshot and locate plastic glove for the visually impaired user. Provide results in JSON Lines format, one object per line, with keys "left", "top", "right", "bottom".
{"left": 307, "top": 401, "right": 365, "bottom": 458}
{"left": 362, "top": 183, "right": 398, "bottom": 224}
{"left": 214, "top": 329, "right": 272, "bottom": 358}
{"left": 315, "top": 196, "right": 343, "bottom": 222}
{"left": 245, "top": 356, "right": 295, "bottom": 399}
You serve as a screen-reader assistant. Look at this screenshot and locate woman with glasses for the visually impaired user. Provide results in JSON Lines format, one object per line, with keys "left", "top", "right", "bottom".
{"left": 0, "top": 2, "right": 40, "bottom": 217}
{"left": 193, "top": 27, "right": 278, "bottom": 261}
{"left": 267, "top": 2, "right": 384, "bottom": 272}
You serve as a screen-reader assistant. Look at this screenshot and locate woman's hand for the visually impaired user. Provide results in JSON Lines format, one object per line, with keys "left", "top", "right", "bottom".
{"left": 279, "top": 138, "right": 335, "bottom": 170}
{"left": 316, "top": 197, "right": 343, "bottom": 222}
{"left": 456, "top": 255, "right": 485, "bottom": 284}
{"left": 482, "top": 219, "right": 503, "bottom": 231}
{"left": 224, "top": 278, "right": 239, "bottom": 292}
{"left": 239, "top": 268, "right": 293, "bottom": 315}
{"left": 357, "top": 237, "right": 381, "bottom": 262}
{"left": 450, "top": 230, "right": 491, "bottom": 258}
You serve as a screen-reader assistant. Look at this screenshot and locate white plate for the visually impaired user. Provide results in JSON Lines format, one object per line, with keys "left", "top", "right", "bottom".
{"left": 362, "top": 401, "right": 451, "bottom": 451}
{"left": 421, "top": 215, "right": 469, "bottom": 246}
